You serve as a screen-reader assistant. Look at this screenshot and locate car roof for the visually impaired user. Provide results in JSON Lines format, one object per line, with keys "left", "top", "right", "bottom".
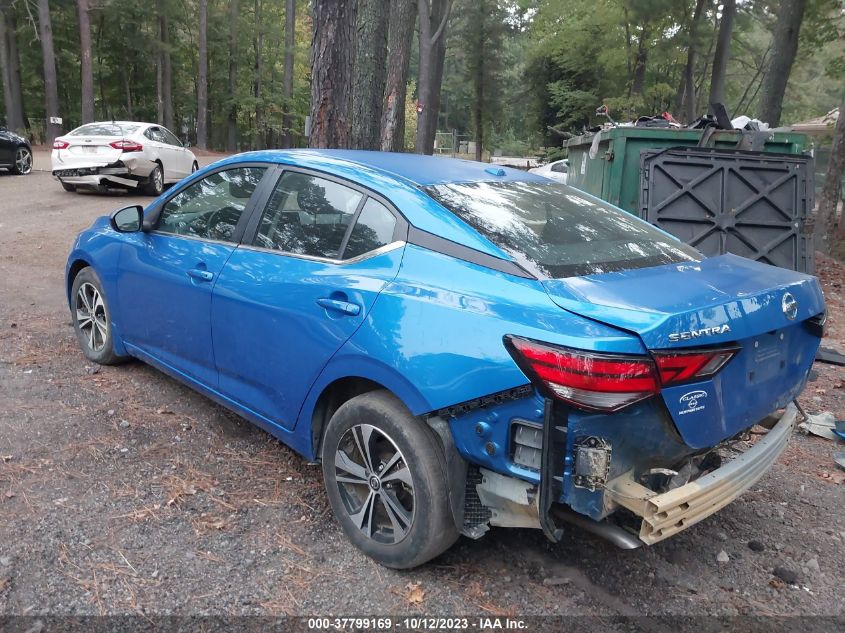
{"left": 225, "top": 149, "right": 549, "bottom": 187}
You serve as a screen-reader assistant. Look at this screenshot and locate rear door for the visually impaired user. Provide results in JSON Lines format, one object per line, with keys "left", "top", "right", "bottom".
{"left": 210, "top": 168, "right": 406, "bottom": 430}
{"left": 116, "top": 165, "right": 269, "bottom": 386}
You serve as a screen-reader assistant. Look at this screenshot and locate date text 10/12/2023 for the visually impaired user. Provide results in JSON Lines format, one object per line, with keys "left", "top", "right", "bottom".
{"left": 307, "top": 617, "right": 529, "bottom": 630}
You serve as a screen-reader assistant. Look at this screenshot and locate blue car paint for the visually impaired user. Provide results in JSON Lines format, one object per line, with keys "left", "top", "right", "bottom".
{"left": 211, "top": 245, "right": 406, "bottom": 429}
{"left": 116, "top": 232, "right": 237, "bottom": 387}
{"left": 65, "top": 149, "right": 825, "bottom": 526}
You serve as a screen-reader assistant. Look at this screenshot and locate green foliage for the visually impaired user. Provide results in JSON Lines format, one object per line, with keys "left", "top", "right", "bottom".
{"left": 2, "top": 0, "right": 311, "bottom": 149}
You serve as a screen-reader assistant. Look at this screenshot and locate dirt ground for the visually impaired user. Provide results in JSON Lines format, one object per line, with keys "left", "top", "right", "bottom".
{"left": 1, "top": 159, "right": 844, "bottom": 624}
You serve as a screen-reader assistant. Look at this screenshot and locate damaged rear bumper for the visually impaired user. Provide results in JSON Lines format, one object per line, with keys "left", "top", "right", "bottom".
{"left": 605, "top": 403, "right": 797, "bottom": 544}
{"left": 53, "top": 158, "right": 155, "bottom": 188}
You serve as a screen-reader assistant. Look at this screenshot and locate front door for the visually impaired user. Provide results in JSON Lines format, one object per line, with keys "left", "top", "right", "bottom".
{"left": 116, "top": 165, "right": 269, "bottom": 386}
{"left": 211, "top": 169, "right": 406, "bottom": 429}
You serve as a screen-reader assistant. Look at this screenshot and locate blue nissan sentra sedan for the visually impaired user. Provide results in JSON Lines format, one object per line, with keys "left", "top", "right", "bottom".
{"left": 66, "top": 150, "right": 825, "bottom": 568}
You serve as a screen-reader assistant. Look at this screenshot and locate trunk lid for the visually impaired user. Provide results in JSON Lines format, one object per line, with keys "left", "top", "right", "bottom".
{"left": 54, "top": 135, "right": 126, "bottom": 168}
{"left": 543, "top": 254, "right": 824, "bottom": 448}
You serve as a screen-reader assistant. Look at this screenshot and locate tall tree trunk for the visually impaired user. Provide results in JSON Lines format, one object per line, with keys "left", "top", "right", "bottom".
{"left": 380, "top": 0, "right": 415, "bottom": 152}
{"left": 76, "top": 0, "right": 94, "bottom": 122}
{"left": 351, "top": 0, "right": 388, "bottom": 149}
{"left": 708, "top": 0, "right": 735, "bottom": 113}
{"left": 630, "top": 27, "right": 649, "bottom": 97}
{"left": 37, "top": 0, "right": 60, "bottom": 144}
{"left": 679, "top": 0, "right": 706, "bottom": 124}
{"left": 227, "top": 0, "right": 238, "bottom": 151}
{"left": 197, "top": 0, "right": 208, "bottom": 149}
{"left": 758, "top": 0, "right": 806, "bottom": 127}
{"left": 0, "top": 2, "right": 25, "bottom": 132}
{"left": 253, "top": 0, "right": 263, "bottom": 149}
{"left": 416, "top": 0, "right": 452, "bottom": 155}
{"left": 816, "top": 96, "right": 845, "bottom": 255}
{"left": 158, "top": 0, "right": 174, "bottom": 130}
{"left": 309, "top": 0, "right": 356, "bottom": 148}
{"left": 281, "top": 0, "right": 295, "bottom": 148}
{"left": 473, "top": 16, "right": 484, "bottom": 162}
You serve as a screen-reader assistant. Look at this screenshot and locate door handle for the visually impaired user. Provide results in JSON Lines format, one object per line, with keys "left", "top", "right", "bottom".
{"left": 187, "top": 268, "right": 214, "bottom": 282}
{"left": 316, "top": 297, "right": 361, "bottom": 316}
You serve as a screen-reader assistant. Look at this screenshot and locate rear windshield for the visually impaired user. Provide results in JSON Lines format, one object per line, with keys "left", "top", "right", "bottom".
{"left": 69, "top": 123, "right": 139, "bottom": 136}
{"left": 424, "top": 181, "right": 701, "bottom": 278}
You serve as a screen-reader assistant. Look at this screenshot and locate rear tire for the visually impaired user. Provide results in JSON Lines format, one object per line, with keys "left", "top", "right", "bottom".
{"left": 60, "top": 181, "right": 77, "bottom": 193}
{"left": 143, "top": 164, "right": 164, "bottom": 196}
{"left": 70, "top": 267, "right": 128, "bottom": 366}
{"left": 321, "top": 390, "right": 459, "bottom": 569}
{"left": 11, "top": 146, "right": 32, "bottom": 175}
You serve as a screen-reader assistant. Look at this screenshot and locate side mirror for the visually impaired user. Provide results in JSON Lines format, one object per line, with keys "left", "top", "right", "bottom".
{"left": 110, "top": 205, "right": 144, "bottom": 233}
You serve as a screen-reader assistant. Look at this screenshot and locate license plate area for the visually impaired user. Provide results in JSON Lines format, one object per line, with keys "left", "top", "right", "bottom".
{"left": 82, "top": 146, "right": 98, "bottom": 154}
{"left": 746, "top": 331, "right": 787, "bottom": 385}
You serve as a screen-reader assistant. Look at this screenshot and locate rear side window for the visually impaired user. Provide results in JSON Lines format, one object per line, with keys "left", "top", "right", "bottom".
{"left": 157, "top": 167, "right": 266, "bottom": 242}
{"left": 343, "top": 198, "right": 397, "bottom": 259}
{"left": 70, "top": 123, "right": 139, "bottom": 136}
{"left": 254, "top": 172, "right": 363, "bottom": 259}
{"left": 424, "top": 181, "right": 701, "bottom": 278}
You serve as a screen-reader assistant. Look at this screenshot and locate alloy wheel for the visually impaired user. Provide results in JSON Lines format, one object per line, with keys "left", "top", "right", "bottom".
{"left": 75, "top": 282, "right": 108, "bottom": 352}
{"left": 334, "top": 424, "right": 415, "bottom": 544}
{"left": 15, "top": 148, "right": 32, "bottom": 175}
{"left": 153, "top": 167, "right": 163, "bottom": 192}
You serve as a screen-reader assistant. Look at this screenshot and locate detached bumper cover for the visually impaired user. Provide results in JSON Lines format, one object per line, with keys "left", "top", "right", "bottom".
{"left": 606, "top": 403, "right": 797, "bottom": 544}
{"left": 53, "top": 162, "right": 129, "bottom": 178}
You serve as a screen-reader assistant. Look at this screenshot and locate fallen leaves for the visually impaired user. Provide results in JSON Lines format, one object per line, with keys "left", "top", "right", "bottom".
{"left": 405, "top": 582, "right": 425, "bottom": 606}
{"left": 817, "top": 470, "right": 845, "bottom": 485}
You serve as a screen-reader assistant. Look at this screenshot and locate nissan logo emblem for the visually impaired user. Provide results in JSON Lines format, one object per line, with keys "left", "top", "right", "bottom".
{"left": 782, "top": 292, "right": 798, "bottom": 320}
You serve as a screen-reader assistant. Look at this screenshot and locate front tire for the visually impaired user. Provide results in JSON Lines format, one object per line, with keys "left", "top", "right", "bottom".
{"left": 143, "top": 164, "right": 164, "bottom": 196}
{"left": 321, "top": 390, "right": 459, "bottom": 569}
{"left": 70, "top": 267, "right": 127, "bottom": 365}
{"left": 192, "top": 161, "right": 199, "bottom": 173}
{"left": 12, "top": 146, "right": 32, "bottom": 175}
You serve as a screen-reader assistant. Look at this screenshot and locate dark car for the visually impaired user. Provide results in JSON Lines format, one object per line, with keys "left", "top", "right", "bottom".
{"left": 0, "top": 126, "right": 33, "bottom": 175}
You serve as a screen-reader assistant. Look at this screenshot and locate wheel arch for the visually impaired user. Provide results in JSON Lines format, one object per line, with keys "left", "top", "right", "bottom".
{"left": 299, "top": 357, "right": 433, "bottom": 461}
{"left": 66, "top": 257, "right": 93, "bottom": 305}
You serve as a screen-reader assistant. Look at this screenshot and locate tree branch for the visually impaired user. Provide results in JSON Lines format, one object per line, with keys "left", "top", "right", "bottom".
{"left": 431, "top": 0, "right": 452, "bottom": 44}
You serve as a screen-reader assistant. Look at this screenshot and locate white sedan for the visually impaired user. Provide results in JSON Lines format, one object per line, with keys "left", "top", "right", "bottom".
{"left": 51, "top": 121, "right": 197, "bottom": 195}
{"left": 529, "top": 158, "right": 568, "bottom": 184}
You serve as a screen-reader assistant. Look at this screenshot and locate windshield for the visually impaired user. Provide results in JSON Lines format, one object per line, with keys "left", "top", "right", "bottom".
{"left": 69, "top": 123, "right": 140, "bottom": 136}
{"left": 424, "top": 181, "right": 701, "bottom": 278}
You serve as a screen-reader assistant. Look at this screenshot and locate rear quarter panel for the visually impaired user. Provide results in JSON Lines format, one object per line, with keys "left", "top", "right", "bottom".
{"left": 296, "top": 245, "right": 644, "bottom": 439}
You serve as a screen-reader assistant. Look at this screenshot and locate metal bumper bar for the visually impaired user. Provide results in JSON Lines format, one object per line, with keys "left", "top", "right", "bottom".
{"left": 606, "top": 403, "right": 798, "bottom": 545}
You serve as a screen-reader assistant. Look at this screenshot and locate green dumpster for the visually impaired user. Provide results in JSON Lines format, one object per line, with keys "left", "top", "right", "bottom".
{"left": 562, "top": 127, "right": 814, "bottom": 272}
{"left": 564, "top": 127, "right": 809, "bottom": 214}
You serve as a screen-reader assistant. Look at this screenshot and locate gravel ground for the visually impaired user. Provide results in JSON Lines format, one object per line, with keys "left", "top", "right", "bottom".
{"left": 1, "top": 161, "right": 844, "bottom": 623}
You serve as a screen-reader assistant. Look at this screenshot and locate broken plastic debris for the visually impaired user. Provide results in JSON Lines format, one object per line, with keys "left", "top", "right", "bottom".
{"left": 834, "top": 452, "right": 845, "bottom": 470}
{"left": 798, "top": 412, "right": 838, "bottom": 441}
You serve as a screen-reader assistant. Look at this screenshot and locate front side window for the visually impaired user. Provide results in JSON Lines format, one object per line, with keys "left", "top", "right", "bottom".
{"left": 161, "top": 127, "right": 183, "bottom": 147}
{"left": 157, "top": 167, "right": 266, "bottom": 242}
{"left": 254, "top": 172, "right": 363, "bottom": 259}
{"left": 424, "top": 181, "right": 701, "bottom": 278}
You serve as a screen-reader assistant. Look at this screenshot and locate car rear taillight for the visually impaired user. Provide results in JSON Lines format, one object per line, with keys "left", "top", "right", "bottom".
{"left": 109, "top": 140, "right": 143, "bottom": 152}
{"left": 652, "top": 347, "right": 738, "bottom": 385}
{"left": 53, "top": 140, "right": 69, "bottom": 150}
{"left": 505, "top": 336, "right": 739, "bottom": 413}
{"left": 505, "top": 336, "right": 659, "bottom": 412}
